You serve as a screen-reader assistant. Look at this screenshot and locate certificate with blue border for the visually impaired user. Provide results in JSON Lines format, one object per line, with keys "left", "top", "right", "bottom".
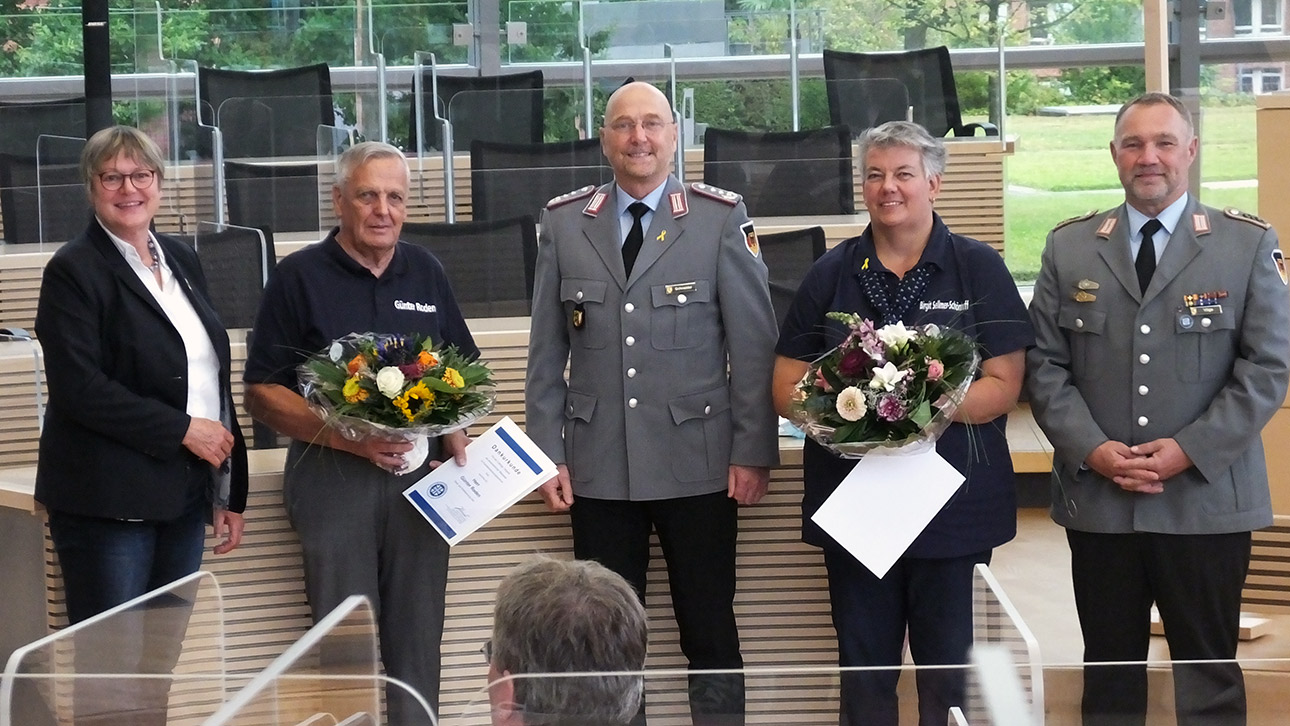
{"left": 403, "top": 416, "right": 557, "bottom": 545}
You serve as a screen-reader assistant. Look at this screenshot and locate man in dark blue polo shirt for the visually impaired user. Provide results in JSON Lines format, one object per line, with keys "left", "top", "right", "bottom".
{"left": 244, "top": 141, "right": 477, "bottom": 726}
{"left": 771, "top": 121, "right": 1033, "bottom": 726}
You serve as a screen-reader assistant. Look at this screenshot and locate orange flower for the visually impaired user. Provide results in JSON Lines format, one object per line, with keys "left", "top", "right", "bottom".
{"left": 347, "top": 354, "right": 368, "bottom": 376}
{"left": 417, "top": 350, "right": 437, "bottom": 367}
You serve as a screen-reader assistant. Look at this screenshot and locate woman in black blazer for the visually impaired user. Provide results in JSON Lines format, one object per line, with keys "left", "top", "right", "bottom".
{"left": 34, "top": 125, "right": 248, "bottom": 628}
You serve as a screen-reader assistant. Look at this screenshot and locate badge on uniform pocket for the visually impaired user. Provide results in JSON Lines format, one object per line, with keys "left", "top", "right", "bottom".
{"left": 572, "top": 303, "right": 586, "bottom": 330}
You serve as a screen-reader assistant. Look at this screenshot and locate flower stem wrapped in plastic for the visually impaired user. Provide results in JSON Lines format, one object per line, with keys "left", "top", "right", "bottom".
{"left": 788, "top": 313, "right": 980, "bottom": 458}
{"left": 298, "top": 332, "right": 496, "bottom": 472}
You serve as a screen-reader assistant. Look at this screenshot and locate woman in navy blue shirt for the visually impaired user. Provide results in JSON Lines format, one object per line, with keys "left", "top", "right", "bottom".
{"left": 771, "top": 121, "right": 1034, "bottom": 726}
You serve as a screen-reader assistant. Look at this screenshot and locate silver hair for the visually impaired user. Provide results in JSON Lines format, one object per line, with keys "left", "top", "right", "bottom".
{"left": 1114, "top": 92, "right": 1195, "bottom": 139}
{"left": 333, "top": 140, "right": 409, "bottom": 191}
{"left": 492, "top": 556, "right": 648, "bottom": 725}
{"left": 80, "top": 125, "right": 165, "bottom": 192}
{"left": 857, "top": 120, "right": 947, "bottom": 178}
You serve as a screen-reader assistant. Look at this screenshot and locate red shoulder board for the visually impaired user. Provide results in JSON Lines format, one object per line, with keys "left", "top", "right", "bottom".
{"left": 689, "top": 182, "right": 742, "bottom": 206}
{"left": 546, "top": 185, "right": 597, "bottom": 210}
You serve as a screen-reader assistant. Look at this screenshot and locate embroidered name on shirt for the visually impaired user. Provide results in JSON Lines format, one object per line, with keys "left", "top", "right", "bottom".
{"left": 394, "top": 300, "right": 437, "bottom": 313}
{"left": 919, "top": 299, "right": 970, "bottom": 312}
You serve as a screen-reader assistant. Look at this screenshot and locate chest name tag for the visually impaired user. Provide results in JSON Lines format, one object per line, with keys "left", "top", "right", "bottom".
{"left": 394, "top": 300, "right": 437, "bottom": 313}
{"left": 665, "top": 282, "right": 698, "bottom": 295}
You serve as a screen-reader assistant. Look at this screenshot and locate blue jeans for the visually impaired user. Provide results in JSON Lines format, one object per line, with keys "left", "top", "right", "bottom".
{"left": 48, "top": 501, "right": 206, "bottom": 625}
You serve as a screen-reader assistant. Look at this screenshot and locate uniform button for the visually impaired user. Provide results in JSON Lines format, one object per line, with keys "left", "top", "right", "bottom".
{"left": 628, "top": 398, "right": 638, "bottom": 408}
{"left": 576, "top": 291, "right": 584, "bottom": 301}
{"left": 1139, "top": 353, "right": 1150, "bottom": 364}
{"left": 567, "top": 404, "right": 574, "bottom": 414}
{"left": 1075, "top": 318, "right": 1084, "bottom": 329}
{"left": 1137, "top": 416, "right": 1149, "bottom": 427}
{"left": 624, "top": 302, "right": 635, "bottom": 313}
{"left": 704, "top": 405, "right": 712, "bottom": 414}
{"left": 1140, "top": 324, "right": 1151, "bottom": 334}
{"left": 627, "top": 367, "right": 637, "bottom": 378}
{"left": 1138, "top": 385, "right": 1149, "bottom": 395}
{"left": 1201, "top": 317, "right": 1212, "bottom": 328}
{"left": 678, "top": 294, "right": 688, "bottom": 304}
{"left": 625, "top": 336, "right": 635, "bottom": 346}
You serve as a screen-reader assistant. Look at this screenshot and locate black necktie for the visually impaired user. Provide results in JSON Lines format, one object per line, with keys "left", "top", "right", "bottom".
{"left": 1135, "top": 218, "right": 1161, "bottom": 294}
{"left": 622, "top": 202, "right": 649, "bottom": 275}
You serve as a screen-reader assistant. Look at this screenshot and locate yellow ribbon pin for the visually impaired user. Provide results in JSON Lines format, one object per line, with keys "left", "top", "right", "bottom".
{"left": 656, "top": 230, "right": 667, "bottom": 242}
{"left": 862, "top": 257, "right": 869, "bottom": 270}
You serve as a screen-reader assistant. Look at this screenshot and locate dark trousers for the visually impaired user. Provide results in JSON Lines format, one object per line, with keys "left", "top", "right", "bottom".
{"left": 285, "top": 440, "right": 450, "bottom": 726}
{"left": 48, "top": 494, "right": 207, "bottom": 726}
{"left": 570, "top": 492, "right": 744, "bottom": 726}
{"left": 1067, "top": 529, "right": 1251, "bottom": 726}
{"left": 823, "top": 548, "right": 990, "bottom": 726}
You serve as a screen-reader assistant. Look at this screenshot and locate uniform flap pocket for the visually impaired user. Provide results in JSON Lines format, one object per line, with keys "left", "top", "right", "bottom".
{"left": 560, "top": 278, "right": 607, "bottom": 304}
{"left": 564, "top": 390, "right": 597, "bottom": 423}
{"left": 668, "top": 386, "right": 731, "bottom": 425}
{"left": 650, "top": 280, "right": 712, "bottom": 308}
{"left": 1175, "top": 310, "right": 1236, "bottom": 334}
{"left": 1058, "top": 307, "right": 1106, "bottom": 335}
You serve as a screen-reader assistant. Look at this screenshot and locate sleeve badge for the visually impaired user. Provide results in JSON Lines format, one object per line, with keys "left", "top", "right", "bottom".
{"left": 741, "top": 220, "right": 760, "bottom": 257}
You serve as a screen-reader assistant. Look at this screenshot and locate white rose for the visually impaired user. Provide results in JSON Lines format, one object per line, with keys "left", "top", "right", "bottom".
{"left": 328, "top": 341, "right": 344, "bottom": 362}
{"left": 876, "top": 321, "right": 916, "bottom": 349}
{"left": 375, "top": 366, "right": 406, "bottom": 399}
{"left": 835, "top": 386, "right": 868, "bottom": 422}
{"left": 922, "top": 323, "right": 940, "bottom": 338}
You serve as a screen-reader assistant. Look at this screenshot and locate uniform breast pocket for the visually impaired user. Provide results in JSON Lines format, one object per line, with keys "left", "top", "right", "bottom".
{"left": 1175, "top": 312, "right": 1236, "bottom": 382}
{"left": 649, "top": 280, "right": 712, "bottom": 350}
{"left": 1058, "top": 307, "right": 1107, "bottom": 381}
{"left": 561, "top": 278, "right": 608, "bottom": 349}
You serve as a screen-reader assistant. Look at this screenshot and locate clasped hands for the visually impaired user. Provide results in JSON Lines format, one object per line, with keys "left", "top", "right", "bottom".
{"left": 1085, "top": 437, "right": 1193, "bottom": 494}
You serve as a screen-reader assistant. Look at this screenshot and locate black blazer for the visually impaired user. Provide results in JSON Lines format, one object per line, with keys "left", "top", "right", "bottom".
{"left": 34, "top": 219, "right": 248, "bottom": 520}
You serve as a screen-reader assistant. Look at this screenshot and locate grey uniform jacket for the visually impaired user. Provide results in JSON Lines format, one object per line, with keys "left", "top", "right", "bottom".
{"left": 1026, "top": 197, "right": 1290, "bottom": 535}
{"left": 525, "top": 176, "right": 780, "bottom": 501}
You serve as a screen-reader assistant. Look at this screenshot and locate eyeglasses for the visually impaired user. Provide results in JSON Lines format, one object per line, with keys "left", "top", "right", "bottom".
{"left": 480, "top": 639, "right": 493, "bottom": 664}
{"left": 606, "top": 118, "right": 672, "bottom": 135}
{"left": 98, "top": 169, "right": 157, "bottom": 191}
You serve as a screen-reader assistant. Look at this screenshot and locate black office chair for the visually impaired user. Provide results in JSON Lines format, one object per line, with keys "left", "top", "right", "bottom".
{"left": 191, "top": 222, "right": 275, "bottom": 330}
{"left": 410, "top": 69, "right": 544, "bottom": 153}
{"left": 822, "top": 77, "right": 910, "bottom": 137}
{"left": 0, "top": 151, "right": 89, "bottom": 245}
{"left": 0, "top": 97, "right": 86, "bottom": 158}
{"left": 470, "top": 138, "right": 612, "bottom": 222}
{"left": 703, "top": 126, "right": 854, "bottom": 217}
{"left": 823, "top": 46, "right": 998, "bottom": 138}
{"left": 223, "top": 160, "right": 320, "bottom": 238}
{"left": 198, "top": 63, "right": 334, "bottom": 158}
{"left": 758, "top": 226, "right": 827, "bottom": 329}
{"left": 399, "top": 216, "right": 538, "bottom": 318}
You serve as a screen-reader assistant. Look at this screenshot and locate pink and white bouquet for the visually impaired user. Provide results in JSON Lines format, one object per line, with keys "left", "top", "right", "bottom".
{"left": 789, "top": 313, "right": 979, "bottom": 458}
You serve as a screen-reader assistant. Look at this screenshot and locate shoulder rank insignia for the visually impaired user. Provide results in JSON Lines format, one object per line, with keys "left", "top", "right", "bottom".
{"left": 1224, "top": 207, "right": 1271, "bottom": 230}
{"left": 1095, "top": 215, "right": 1117, "bottom": 239}
{"left": 689, "top": 182, "right": 742, "bottom": 206}
{"left": 546, "top": 185, "right": 596, "bottom": 210}
{"left": 1052, "top": 210, "right": 1098, "bottom": 232}
{"left": 1193, "top": 212, "right": 1211, "bottom": 235}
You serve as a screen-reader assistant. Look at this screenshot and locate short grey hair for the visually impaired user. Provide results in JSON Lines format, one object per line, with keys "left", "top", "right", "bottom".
{"left": 857, "top": 121, "right": 947, "bottom": 178}
{"left": 334, "top": 141, "right": 409, "bottom": 191}
{"left": 1114, "top": 92, "right": 1195, "bottom": 139}
{"left": 492, "top": 556, "right": 648, "bottom": 725}
{"left": 80, "top": 125, "right": 165, "bottom": 191}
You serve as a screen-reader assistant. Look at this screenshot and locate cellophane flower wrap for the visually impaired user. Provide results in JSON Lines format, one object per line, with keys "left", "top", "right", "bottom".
{"left": 298, "top": 333, "right": 496, "bottom": 470}
{"left": 789, "top": 314, "right": 980, "bottom": 458}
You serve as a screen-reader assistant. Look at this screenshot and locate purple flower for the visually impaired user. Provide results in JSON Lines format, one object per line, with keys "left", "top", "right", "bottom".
{"left": 837, "top": 348, "right": 873, "bottom": 378}
{"left": 876, "top": 394, "right": 907, "bottom": 422}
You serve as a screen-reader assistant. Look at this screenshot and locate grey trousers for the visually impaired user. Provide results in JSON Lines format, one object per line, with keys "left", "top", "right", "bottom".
{"left": 284, "top": 439, "right": 449, "bottom": 726}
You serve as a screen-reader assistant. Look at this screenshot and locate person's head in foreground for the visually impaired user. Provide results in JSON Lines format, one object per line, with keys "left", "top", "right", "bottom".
{"left": 487, "top": 556, "right": 648, "bottom": 726}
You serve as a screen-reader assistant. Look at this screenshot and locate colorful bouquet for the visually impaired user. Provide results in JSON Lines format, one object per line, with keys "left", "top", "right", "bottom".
{"left": 298, "top": 332, "right": 495, "bottom": 472}
{"left": 789, "top": 313, "right": 979, "bottom": 458}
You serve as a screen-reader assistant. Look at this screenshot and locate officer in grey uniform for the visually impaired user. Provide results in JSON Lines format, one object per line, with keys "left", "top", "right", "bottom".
{"left": 525, "top": 82, "right": 779, "bottom": 725}
{"left": 1027, "top": 92, "right": 1290, "bottom": 726}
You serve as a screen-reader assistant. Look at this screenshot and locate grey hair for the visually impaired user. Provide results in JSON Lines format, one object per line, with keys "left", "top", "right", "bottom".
{"left": 492, "top": 556, "right": 648, "bottom": 725}
{"left": 80, "top": 125, "right": 165, "bottom": 192}
{"left": 334, "top": 140, "right": 409, "bottom": 191}
{"left": 857, "top": 120, "right": 947, "bottom": 178}
{"left": 1114, "top": 92, "right": 1195, "bottom": 139}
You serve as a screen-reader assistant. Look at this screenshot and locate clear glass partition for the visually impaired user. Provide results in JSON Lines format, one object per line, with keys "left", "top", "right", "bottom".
{"left": 0, "top": 571, "right": 227, "bottom": 726}
{"left": 0, "top": 133, "right": 86, "bottom": 248}
{"left": 203, "top": 596, "right": 410, "bottom": 726}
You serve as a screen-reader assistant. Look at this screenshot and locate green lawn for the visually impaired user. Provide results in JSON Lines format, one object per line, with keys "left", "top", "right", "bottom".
{"left": 1000, "top": 105, "right": 1260, "bottom": 280}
